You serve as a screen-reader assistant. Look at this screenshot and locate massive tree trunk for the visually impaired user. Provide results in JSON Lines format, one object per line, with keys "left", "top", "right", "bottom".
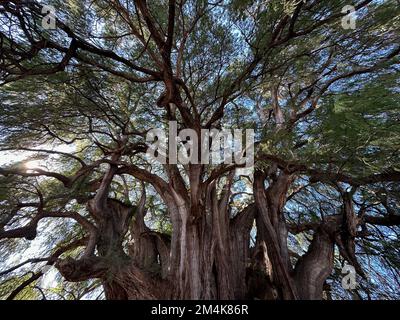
{"left": 164, "top": 174, "right": 256, "bottom": 299}
{"left": 53, "top": 162, "right": 343, "bottom": 300}
{"left": 20, "top": 143, "right": 363, "bottom": 301}
{"left": 53, "top": 161, "right": 258, "bottom": 299}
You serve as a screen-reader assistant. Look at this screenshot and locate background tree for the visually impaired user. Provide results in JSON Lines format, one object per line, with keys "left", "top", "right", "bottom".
{"left": 0, "top": 0, "right": 399, "bottom": 300}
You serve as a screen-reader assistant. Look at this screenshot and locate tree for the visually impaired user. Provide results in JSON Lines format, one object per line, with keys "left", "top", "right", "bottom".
{"left": 0, "top": 0, "right": 399, "bottom": 300}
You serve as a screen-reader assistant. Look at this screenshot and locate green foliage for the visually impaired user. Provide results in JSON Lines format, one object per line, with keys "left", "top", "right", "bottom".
{"left": 0, "top": 273, "right": 40, "bottom": 300}
{"left": 302, "top": 73, "right": 400, "bottom": 176}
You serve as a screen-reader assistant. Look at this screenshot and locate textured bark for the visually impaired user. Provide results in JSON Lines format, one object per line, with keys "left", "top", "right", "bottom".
{"left": 168, "top": 182, "right": 250, "bottom": 299}
{"left": 103, "top": 264, "right": 169, "bottom": 300}
{"left": 230, "top": 204, "right": 257, "bottom": 299}
{"left": 56, "top": 196, "right": 171, "bottom": 299}
{"left": 294, "top": 227, "right": 335, "bottom": 300}
{"left": 253, "top": 170, "right": 298, "bottom": 299}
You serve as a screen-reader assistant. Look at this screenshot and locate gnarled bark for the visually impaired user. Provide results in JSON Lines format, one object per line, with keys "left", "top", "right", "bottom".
{"left": 294, "top": 227, "right": 335, "bottom": 300}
